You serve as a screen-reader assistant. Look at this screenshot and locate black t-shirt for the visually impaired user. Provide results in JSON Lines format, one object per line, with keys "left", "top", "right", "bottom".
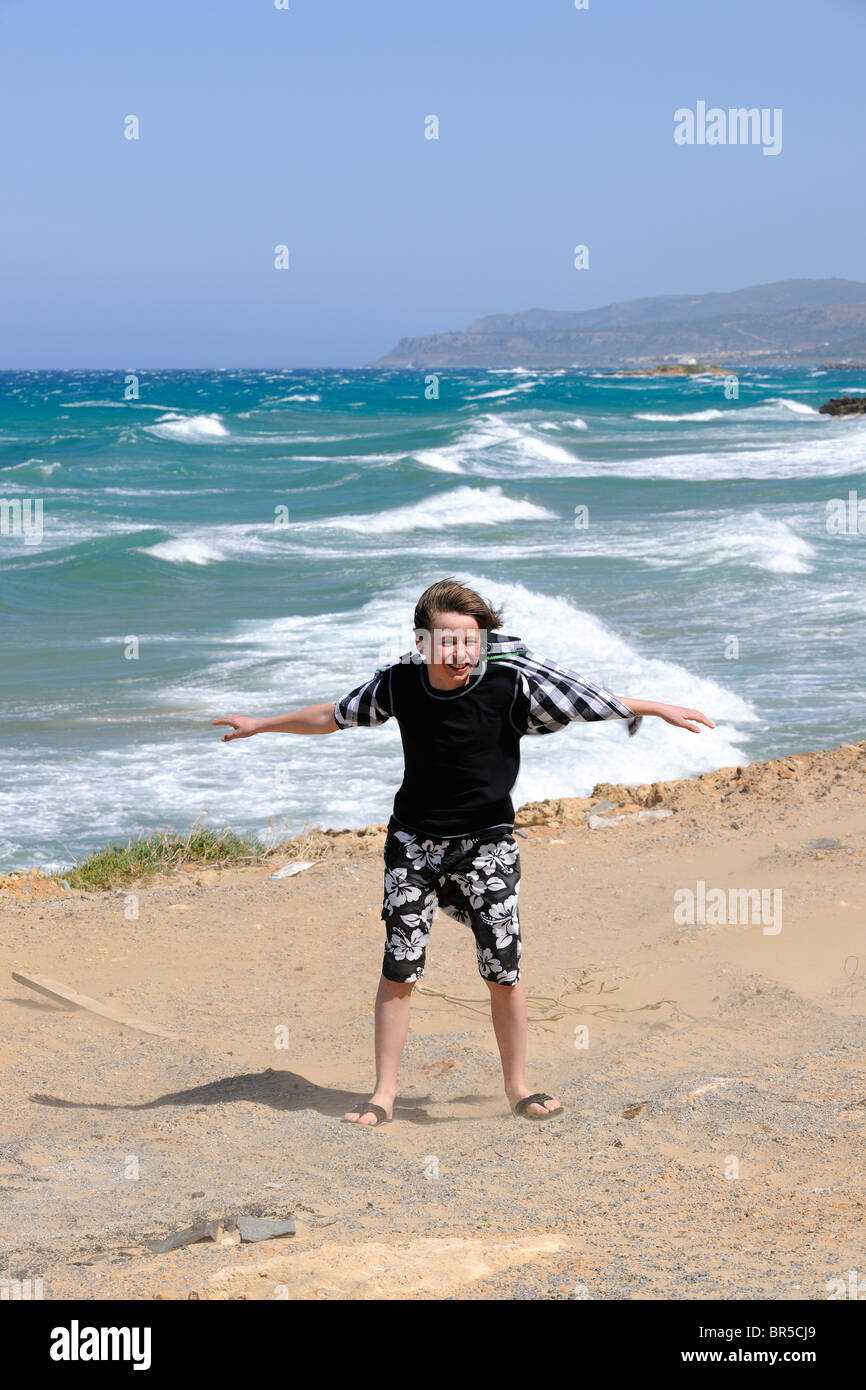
{"left": 333, "top": 634, "right": 638, "bottom": 838}
{"left": 386, "top": 658, "right": 524, "bottom": 836}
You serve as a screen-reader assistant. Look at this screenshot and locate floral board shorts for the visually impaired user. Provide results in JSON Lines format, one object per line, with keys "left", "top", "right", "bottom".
{"left": 380, "top": 816, "right": 522, "bottom": 986}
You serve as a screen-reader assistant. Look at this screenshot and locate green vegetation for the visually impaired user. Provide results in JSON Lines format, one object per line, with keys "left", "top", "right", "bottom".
{"left": 62, "top": 825, "right": 267, "bottom": 892}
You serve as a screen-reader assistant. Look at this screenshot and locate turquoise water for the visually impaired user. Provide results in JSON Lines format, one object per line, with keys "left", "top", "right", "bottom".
{"left": 1, "top": 366, "right": 863, "bottom": 870}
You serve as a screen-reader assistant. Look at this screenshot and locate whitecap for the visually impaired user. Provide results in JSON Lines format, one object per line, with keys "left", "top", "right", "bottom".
{"left": 305, "top": 485, "right": 556, "bottom": 534}
{"left": 414, "top": 449, "right": 465, "bottom": 473}
{"left": 145, "top": 413, "right": 229, "bottom": 442}
{"left": 140, "top": 538, "right": 228, "bottom": 565}
{"left": 465, "top": 383, "right": 538, "bottom": 400}
{"left": 635, "top": 409, "right": 726, "bottom": 422}
{"left": 2, "top": 458, "right": 62, "bottom": 477}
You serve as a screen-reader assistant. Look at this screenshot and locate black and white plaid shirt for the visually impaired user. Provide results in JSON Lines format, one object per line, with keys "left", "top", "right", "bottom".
{"left": 334, "top": 632, "right": 642, "bottom": 737}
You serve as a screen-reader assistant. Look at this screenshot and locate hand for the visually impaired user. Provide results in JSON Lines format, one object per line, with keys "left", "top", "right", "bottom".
{"left": 655, "top": 704, "right": 714, "bottom": 734}
{"left": 212, "top": 715, "right": 259, "bottom": 742}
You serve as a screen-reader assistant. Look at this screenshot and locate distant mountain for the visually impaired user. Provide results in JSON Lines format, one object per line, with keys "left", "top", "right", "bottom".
{"left": 368, "top": 278, "right": 866, "bottom": 368}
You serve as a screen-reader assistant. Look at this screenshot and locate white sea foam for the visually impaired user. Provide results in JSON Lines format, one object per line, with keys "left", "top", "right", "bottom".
{"left": 519, "top": 433, "right": 576, "bottom": 463}
{"left": 304, "top": 485, "right": 556, "bottom": 534}
{"left": 731, "top": 398, "right": 820, "bottom": 420}
{"left": 137, "top": 523, "right": 288, "bottom": 565}
{"left": 140, "top": 538, "right": 228, "bottom": 565}
{"left": 634, "top": 398, "right": 819, "bottom": 424}
{"left": 241, "top": 433, "right": 371, "bottom": 444}
{"left": 413, "top": 449, "right": 465, "bottom": 473}
{"left": 635, "top": 409, "right": 726, "bottom": 422}
{"left": 2, "top": 458, "right": 62, "bottom": 477}
{"left": 609, "top": 430, "right": 865, "bottom": 480}
{"left": 60, "top": 400, "right": 170, "bottom": 409}
{"left": 146, "top": 413, "right": 230, "bottom": 442}
{"left": 462, "top": 421, "right": 866, "bottom": 481}
{"left": 465, "top": 383, "right": 538, "bottom": 400}
{"left": 707, "top": 514, "right": 815, "bottom": 573}
{"left": 415, "top": 415, "right": 580, "bottom": 475}
{"left": 771, "top": 398, "right": 819, "bottom": 415}
{"left": 288, "top": 451, "right": 401, "bottom": 465}
{"left": 569, "top": 509, "right": 816, "bottom": 575}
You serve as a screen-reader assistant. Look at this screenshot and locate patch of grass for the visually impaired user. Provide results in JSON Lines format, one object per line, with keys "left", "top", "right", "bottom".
{"left": 65, "top": 824, "right": 266, "bottom": 892}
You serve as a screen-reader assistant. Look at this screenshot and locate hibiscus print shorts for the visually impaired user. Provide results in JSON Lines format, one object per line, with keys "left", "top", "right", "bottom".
{"left": 380, "top": 816, "right": 522, "bottom": 986}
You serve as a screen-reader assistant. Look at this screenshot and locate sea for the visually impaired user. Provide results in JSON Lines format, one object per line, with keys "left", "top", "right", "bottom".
{"left": 1, "top": 365, "right": 863, "bottom": 871}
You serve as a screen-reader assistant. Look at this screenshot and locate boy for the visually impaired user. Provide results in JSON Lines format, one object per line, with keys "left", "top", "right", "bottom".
{"left": 213, "top": 579, "right": 713, "bottom": 1125}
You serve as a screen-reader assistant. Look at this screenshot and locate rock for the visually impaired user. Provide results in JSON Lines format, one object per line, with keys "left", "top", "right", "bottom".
{"left": 0, "top": 870, "right": 70, "bottom": 903}
{"left": 145, "top": 1219, "right": 227, "bottom": 1254}
{"left": 808, "top": 837, "right": 840, "bottom": 851}
{"left": 236, "top": 1216, "right": 296, "bottom": 1243}
{"left": 146, "top": 1213, "right": 295, "bottom": 1253}
{"left": 819, "top": 396, "right": 866, "bottom": 416}
{"left": 591, "top": 782, "right": 630, "bottom": 803}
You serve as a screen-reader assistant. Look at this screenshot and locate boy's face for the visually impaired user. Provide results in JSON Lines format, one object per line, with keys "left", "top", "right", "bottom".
{"left": 415, "top": 610, "right": 483, "bottom": 687}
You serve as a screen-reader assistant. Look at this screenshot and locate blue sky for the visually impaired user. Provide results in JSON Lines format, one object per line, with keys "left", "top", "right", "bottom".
{"left": 1, "top": 0, "right": 864, "bottom": 367}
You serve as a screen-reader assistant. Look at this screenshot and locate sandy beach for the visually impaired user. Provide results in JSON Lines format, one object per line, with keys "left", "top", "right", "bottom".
{"left": 1, "top": 741, "right": 864, "bottom": 1301}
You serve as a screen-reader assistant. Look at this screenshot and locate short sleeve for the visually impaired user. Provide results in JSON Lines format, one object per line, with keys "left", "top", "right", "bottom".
{"left": 333, "top": 669, "right": 393, "bottom": 729}
{"left": 509, "top": 652, "right": 642, "bottom": 737}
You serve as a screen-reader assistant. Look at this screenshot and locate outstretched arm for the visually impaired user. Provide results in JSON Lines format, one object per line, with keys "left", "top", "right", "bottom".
{"left": 212, "top": 703, "right": 338, "bottom": 741}
{"left": 613, "top": 698, "right": 714, "bottom": 734}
